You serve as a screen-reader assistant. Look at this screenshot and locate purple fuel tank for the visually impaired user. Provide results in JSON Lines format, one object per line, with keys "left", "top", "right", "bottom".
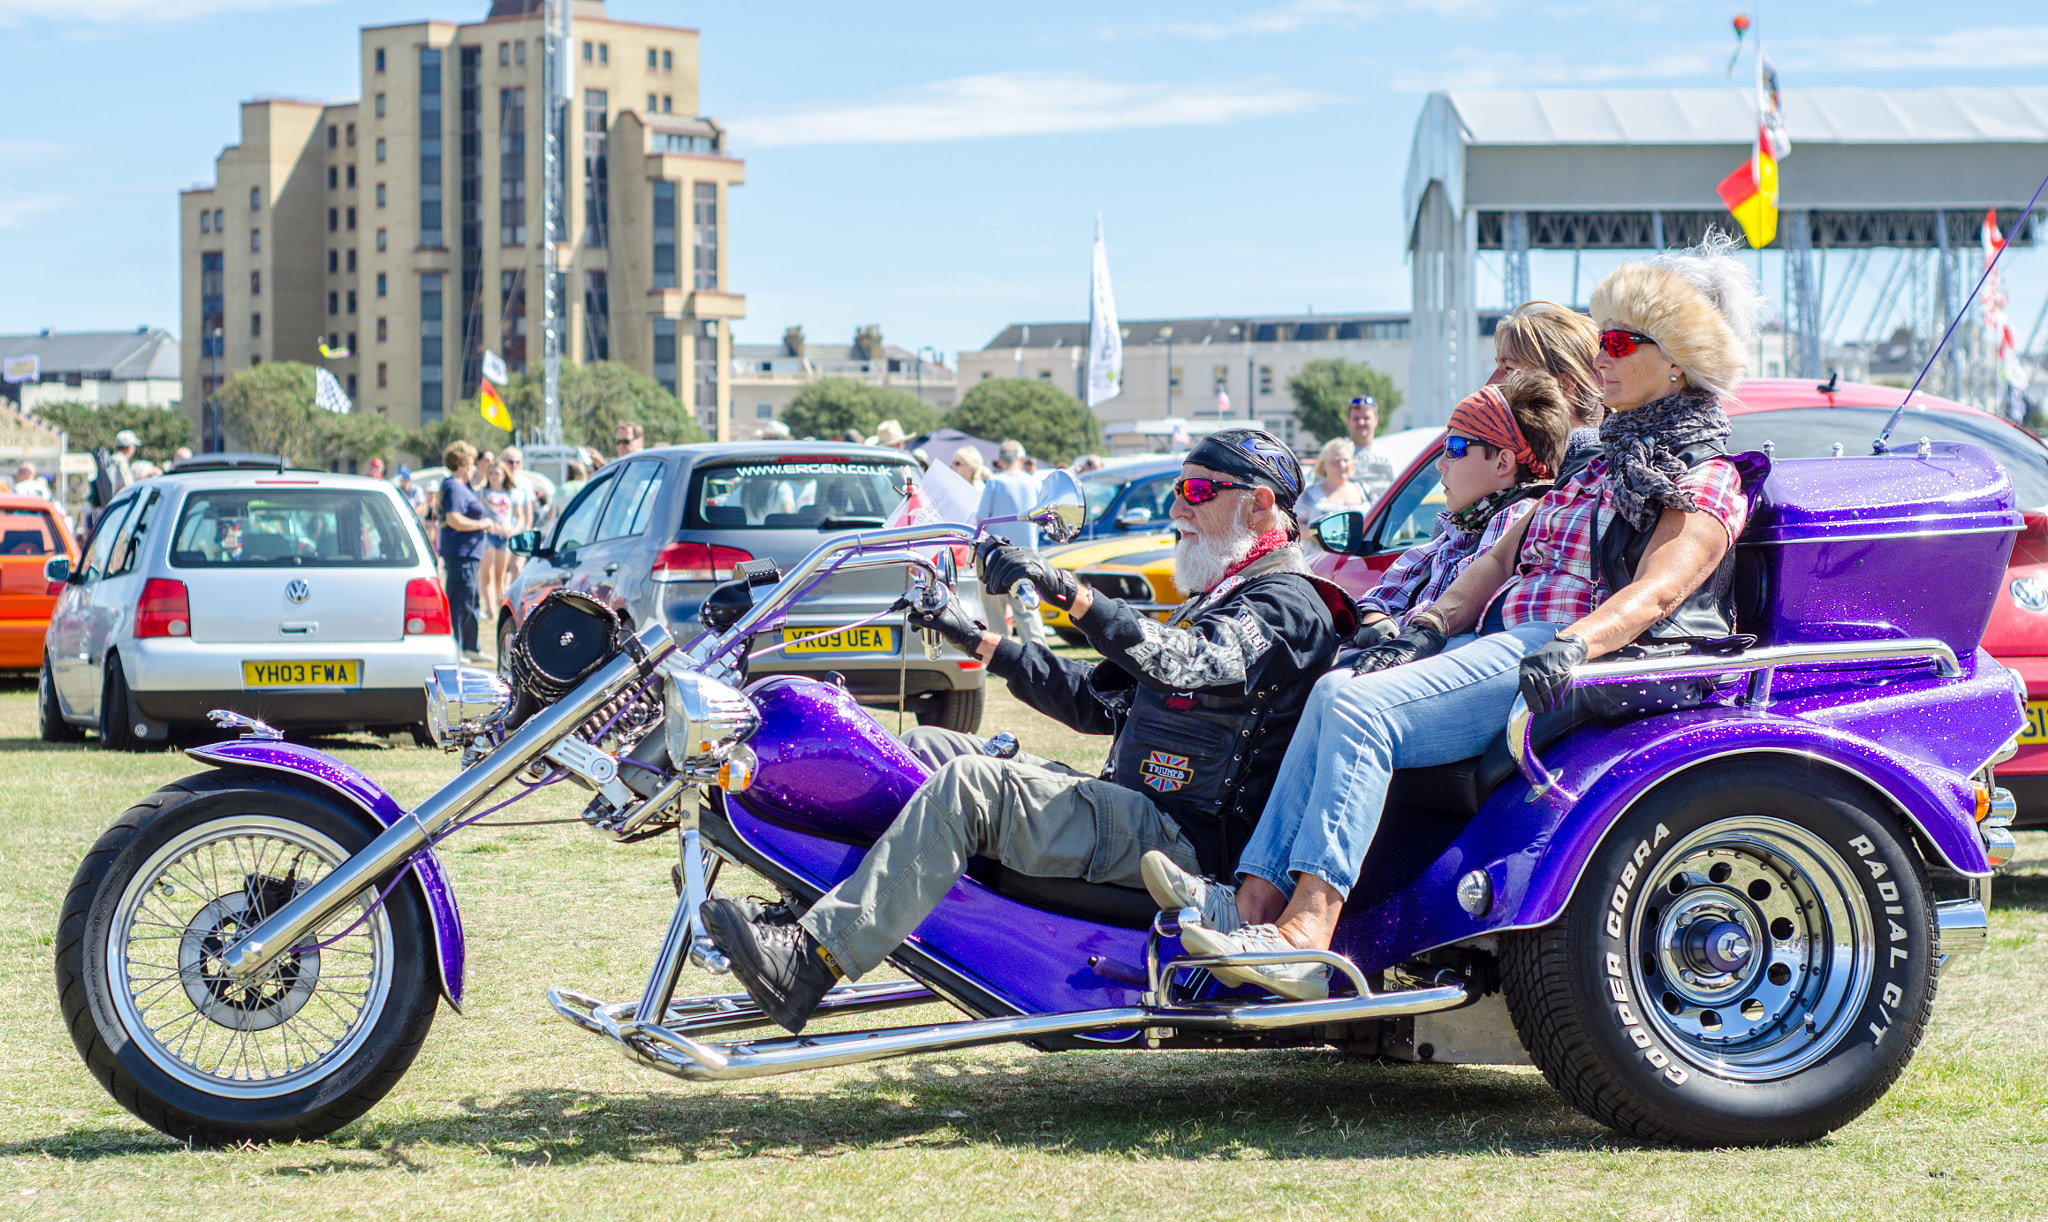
{"left": 733, "top": 675, "right": 930, "bottom": 843}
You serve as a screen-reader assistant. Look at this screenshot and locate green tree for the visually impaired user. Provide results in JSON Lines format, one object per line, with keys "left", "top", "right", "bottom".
{"left": 946, "top": 378, "right": 1100, "bottom": 466}
{"left": 781, "top": 377, "right": 943, "bottom": 441}
{"left": 31, "top": 402, "right": 192, "bottom": 465}
{"left": 1287, "top": 358, "right": 1404, "bottom": 446}
{"left": 497, "top": 361, "right": 706, "bottom": 451}
{"left": 213, "top": 362, "right": 402, "bottom": 470}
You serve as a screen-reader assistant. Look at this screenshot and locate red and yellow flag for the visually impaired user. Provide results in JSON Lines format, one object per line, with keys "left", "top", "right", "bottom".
{"left": 1716, "top": 122, "right": 1778, "bottom": 248}
{"left": 479, "top": 379, "right": 511, "bottom": 430}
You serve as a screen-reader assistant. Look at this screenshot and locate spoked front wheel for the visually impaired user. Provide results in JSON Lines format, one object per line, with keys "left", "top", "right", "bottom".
{"left": 55, "top": 772, "right": 440, "bottom": 1145}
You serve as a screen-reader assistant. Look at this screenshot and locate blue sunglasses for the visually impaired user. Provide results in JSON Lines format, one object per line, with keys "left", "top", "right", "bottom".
{"left": 1443, "top": 435, "right": 1492, "bottom": 460}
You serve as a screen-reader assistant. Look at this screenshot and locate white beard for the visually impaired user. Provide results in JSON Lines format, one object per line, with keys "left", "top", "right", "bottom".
{"left": 1174, "top": 500, "right": 1261, "bottom": 593}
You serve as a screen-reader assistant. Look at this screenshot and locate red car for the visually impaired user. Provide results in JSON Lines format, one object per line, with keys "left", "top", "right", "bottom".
{"left": 0, "top": 494, "right": 77, "bottom": 671}
{"left": 1310, "top": 377, "right": 2048, "bottom": 825}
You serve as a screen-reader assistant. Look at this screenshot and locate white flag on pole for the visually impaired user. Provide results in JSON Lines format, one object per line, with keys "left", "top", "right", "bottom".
{"left": 314, "top": 366, "right": 353, "bottom": 414}
{"left": 482, "top": 349, "right": 509, "bottom": 385}
{"left": 1086, "top": 214, "right": 1122, "bottom": 408}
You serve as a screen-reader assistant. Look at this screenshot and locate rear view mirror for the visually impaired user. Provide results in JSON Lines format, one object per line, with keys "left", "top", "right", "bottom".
{"left": 508, "top": 529, "right": 542, "bottom": 557}
{"left": 1026, "top": 470, "right": 1087, "bottom": 544}
{"left": 1313, "top": 510, "right": 1370, "bottom": 556}
{"left": 42, "top": 556, "right": 71, "bottom": 585}
{"left": 934, "top": 545, "right": 958, "bottom": 588}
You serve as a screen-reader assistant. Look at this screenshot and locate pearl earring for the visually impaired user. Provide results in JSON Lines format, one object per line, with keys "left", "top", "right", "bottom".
{"left": 1669, "top": 374, "right": 1679, "bottom": 382}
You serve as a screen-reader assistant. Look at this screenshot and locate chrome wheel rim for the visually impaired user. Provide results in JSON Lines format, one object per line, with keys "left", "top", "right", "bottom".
{"left": 1627, "top": 816, "right": 1874, "bottom": 1082}
{"left": 108, "top": 815, "right": 394, "bottom": 1099}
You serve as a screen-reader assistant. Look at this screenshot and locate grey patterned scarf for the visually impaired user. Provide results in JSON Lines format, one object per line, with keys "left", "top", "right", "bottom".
{"left": 1598, "top": 388, "right": 1729, "bottom": 530}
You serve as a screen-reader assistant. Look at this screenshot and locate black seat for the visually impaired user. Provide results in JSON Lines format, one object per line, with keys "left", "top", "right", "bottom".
{"left": 965, "top": 860, "right": 1158, "bottom": 929}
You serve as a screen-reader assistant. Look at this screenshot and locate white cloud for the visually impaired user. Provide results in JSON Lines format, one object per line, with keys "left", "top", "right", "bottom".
{"left": 1105, "top": 0, "right": 1500, "bottom": 41}
{"left": 0, "top": 139, "right": 77, "bottom": 159}
{"left": 1387, "top": 47, "right": 1718, "bottom": 91}
{"left": 1772, "top": 26, "right": 2048, "bottom": 72}
{"left": 726, "top": 71, "right": 1335, "bottom": 148}
{"left": 0, "top": 0, "right": 333, "bottom": 25}
{"left": 0, "top": 194, "right": 73, "bottom": 228}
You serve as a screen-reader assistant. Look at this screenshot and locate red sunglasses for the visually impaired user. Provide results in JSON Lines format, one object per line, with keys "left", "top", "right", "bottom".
{"left": 1599, "top": 328, "right": 1660, "bottom": 359}
{"left": 1173, "top": 477, "right": 1255, "bottom": 505}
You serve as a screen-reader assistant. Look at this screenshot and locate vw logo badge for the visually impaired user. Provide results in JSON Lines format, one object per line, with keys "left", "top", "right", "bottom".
{"left": 285, "top": 579, "right": 311, "bottom": 604}
{"left": 559, "top": 630, "right": 576, "bottom": 647}
{"left": 2013, "top": 577, "right": 2048, "bottom": 613}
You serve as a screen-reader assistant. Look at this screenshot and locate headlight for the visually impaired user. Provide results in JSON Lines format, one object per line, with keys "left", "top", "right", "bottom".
{"left": 663, "top": 666, "right": 760, "bottom": 769}
{"left": 424, "top": 664, "right": 513, "bottom": 751}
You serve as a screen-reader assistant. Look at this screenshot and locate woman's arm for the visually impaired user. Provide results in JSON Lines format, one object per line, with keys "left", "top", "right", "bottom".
{"left": 1420, "top": 509, "right": 1535, "bottom": 633}
{"left": 1557, "top": 506, "right": 1730, "bottom": 655}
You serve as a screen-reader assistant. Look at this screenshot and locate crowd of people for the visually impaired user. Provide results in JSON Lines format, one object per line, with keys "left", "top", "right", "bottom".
{"left": 698, "top": 233, "right": 1775, "bottom": 1031}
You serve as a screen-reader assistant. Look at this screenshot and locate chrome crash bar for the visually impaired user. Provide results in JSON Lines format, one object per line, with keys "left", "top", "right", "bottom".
{"left": 1508, "top": 637, "right": 1964, "bottom": 804}
{"left": 219, "top": 622, "right": 681, "bottom": 983}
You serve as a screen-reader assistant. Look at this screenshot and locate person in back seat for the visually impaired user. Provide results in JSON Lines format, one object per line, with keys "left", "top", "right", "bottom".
{"left": 700, "top": 428, "right": 1353, "bottom": 1034}
{"left": 1350, "top": 372, "right": 1573, "bottom": 646}
{"left": 1143, "top": 232, "right": 1768, "bottom": 1000}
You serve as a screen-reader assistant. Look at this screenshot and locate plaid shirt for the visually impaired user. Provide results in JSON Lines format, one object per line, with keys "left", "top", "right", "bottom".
{"left": 1491, "top": 456, "right": 1750, "bottom": 630}
{"left": 1359, "top": 499, "right": 1534, "bottom": 624}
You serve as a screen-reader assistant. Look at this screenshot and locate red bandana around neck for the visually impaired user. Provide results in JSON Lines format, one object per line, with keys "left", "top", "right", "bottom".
{"left": 1223, "top": 529, "right": 1290, "bottom": 581}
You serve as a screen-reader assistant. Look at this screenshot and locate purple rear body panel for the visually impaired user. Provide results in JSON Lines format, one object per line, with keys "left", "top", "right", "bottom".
{"left": 186, "top": 740, "right": 467, "bottom": 1011}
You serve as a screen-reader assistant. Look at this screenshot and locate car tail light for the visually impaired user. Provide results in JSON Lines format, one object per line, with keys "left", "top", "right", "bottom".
{"left": 652, "top": 541, "right": 754, "bottom": 583}
{"left": 406, "top": 577, "right": 453, "bottom": 635}
{"left": 136, "top": 578, "right": 190, "bottom": 638}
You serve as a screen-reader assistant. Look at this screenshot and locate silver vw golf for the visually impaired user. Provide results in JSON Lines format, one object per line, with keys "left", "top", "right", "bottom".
{"left": 39, "top": 459, "right": 458, "bottom": 749}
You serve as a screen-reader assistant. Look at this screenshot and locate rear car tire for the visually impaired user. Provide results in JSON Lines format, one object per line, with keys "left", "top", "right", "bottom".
{"left": 496, "top": 615, "right": 515, "bottom": 677}
{"left": 915, "top": 687, "right": 984, "bottom": 734}
{"left": 41, "top": 657, "right": 84, "bottom": 743}
{"left": 99, "top": 655, "right": 146, "bottom": 753}
{"left": 1499, "top": 757, "right": 1937, "bottom": 1146}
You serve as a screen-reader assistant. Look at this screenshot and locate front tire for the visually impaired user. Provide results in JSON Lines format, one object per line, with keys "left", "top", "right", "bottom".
{"left": 54, "top": 771, "right": 439, "bottom": 1145}
{"left": 41, "top": 656, "right": 83, "bottom": 743}
{"left": 1500, "top": 758, "right": 1937, "bottom": 1146}
{"left": 915, "top": 686, "right": 984, "bottom": 734}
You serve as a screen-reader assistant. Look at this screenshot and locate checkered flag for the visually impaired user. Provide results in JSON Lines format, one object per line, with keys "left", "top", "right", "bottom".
{"left": 314, "top": 366, "right": 353, "bottom": 414}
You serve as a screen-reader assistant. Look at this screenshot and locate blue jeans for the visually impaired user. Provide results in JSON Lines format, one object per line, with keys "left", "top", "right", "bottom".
{"left": 1236, "top": 622, "right": 1564, "bottom": 899}
{"left": 443, "top": 554, "right": 481, "bottom": 653}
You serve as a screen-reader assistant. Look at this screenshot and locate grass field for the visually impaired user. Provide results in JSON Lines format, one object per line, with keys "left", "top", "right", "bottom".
{"left": 2, "top": 668, "right": 2047, "bottom": 1220}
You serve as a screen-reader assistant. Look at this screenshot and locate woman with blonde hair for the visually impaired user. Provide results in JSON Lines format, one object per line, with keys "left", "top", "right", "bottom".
{"left": 1296, "top": 437, "right": 1367, "bottom": 525}
{"left": 1491, "top": 300, "right": 1606, "bottom": 474}
{"left": 950, "top": 446, "right": 990, "bottom": 487}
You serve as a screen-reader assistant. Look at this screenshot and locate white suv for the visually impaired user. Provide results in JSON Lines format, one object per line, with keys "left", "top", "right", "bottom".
{"left": 40, "top": 460, "right": 458, "bottom": 749}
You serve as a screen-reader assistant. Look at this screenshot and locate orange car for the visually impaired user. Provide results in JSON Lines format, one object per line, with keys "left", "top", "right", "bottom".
{"left": 0, "top": 495, "right": 78, "bottom": 669}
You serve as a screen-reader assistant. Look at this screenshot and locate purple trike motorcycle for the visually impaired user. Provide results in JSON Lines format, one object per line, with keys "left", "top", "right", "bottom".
{"left": 56, "top": 448, "right": 2024, "bottom": 1148}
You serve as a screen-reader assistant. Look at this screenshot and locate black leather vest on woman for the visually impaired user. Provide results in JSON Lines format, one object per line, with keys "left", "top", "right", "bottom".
{"left": 1594, "top": 442, "right": 1771, "bottom": 648}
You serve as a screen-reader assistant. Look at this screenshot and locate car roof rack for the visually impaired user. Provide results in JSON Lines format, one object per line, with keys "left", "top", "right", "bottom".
{"left": 166, "top": 453, "right": 292, "bottom": 474}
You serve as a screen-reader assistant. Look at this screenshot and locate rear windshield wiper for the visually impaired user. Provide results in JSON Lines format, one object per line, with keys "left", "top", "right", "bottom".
{"left": 817, "top": 516, "right": 887, "bottom": 530}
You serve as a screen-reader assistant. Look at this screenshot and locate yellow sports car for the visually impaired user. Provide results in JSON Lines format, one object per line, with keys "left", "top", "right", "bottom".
{"left": 1037, "top": 531, "right": 1184, "bottom": 645}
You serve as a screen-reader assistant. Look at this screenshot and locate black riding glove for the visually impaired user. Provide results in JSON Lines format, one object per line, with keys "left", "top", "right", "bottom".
{"left": 975, "top": 537, "right": 1078, "bottom": 609}
{"left": 1518, "top": 632, "right": 1589, "bottom": 713}
{"left": 906, "top": 589, "right": 990, "bottom": 652}
{"left": 1349, "top": 616, "right": 1398, "bottom": 649}
{"left": 1351, "top": 619, "right": 1447, "bottom": 675}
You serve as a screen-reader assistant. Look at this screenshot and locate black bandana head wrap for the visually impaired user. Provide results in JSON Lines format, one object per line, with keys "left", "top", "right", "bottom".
{"left": 1184, "top": 427, "right": 1305, "bottom": 512}
{"left": 1598, "top": 387, "right": 1729, "bottom": 530}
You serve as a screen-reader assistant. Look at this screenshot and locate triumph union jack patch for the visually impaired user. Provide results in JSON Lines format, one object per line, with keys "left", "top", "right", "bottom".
{"left": 1140, "top": 751, "right": 1192, "bottom": 793}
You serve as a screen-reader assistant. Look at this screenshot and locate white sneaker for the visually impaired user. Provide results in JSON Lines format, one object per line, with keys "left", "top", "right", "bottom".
{"left": 1140, "top": 850, "right": 1241, "bottom": 934}
{"left": 1178, "top": 922, "right": 1331, "bottom": 1001}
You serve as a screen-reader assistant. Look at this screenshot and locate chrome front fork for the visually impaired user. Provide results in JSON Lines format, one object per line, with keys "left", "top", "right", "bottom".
{"left": 637, "top": 804, "right": 730, "bottom": 1025}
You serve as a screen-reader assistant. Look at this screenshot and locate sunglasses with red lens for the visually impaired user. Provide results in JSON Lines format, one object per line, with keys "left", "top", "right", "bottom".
{"left": 1173, "top": 476, "right": 1256, "bottom": 505}
{"left": 1598, "top": 328, "right": 1660, "bottom": 359}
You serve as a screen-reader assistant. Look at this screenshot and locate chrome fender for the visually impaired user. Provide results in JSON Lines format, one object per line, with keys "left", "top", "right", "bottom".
{"left": 187, "top": 740, "right": 467, "bottom": 1012}
{"left": 1498, "top": 710, "right": 1991, "bottom": 938}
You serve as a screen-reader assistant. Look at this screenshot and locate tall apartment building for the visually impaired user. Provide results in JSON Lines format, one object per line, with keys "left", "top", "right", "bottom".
{"left": 179, "top": 0, "right": 745, "bottom": 450}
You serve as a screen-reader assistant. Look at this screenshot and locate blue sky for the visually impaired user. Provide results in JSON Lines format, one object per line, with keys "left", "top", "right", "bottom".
{"left": 4, "top": 0, "right": 2048, "bottom": 367}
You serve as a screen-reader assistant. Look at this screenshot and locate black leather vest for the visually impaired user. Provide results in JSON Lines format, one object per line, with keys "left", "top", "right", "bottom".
{"left": 1595, "top": 441, "right": 1765, "bottom": 647}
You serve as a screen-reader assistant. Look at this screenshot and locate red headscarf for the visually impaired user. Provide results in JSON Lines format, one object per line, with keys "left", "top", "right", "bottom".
{"left": 1447, "top": 384, "right": 1549, "bottom": 479}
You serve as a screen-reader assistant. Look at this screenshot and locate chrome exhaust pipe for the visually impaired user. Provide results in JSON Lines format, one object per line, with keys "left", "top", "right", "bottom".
{"left": 221, "top": 623, "right": 678, "bottom": 983}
